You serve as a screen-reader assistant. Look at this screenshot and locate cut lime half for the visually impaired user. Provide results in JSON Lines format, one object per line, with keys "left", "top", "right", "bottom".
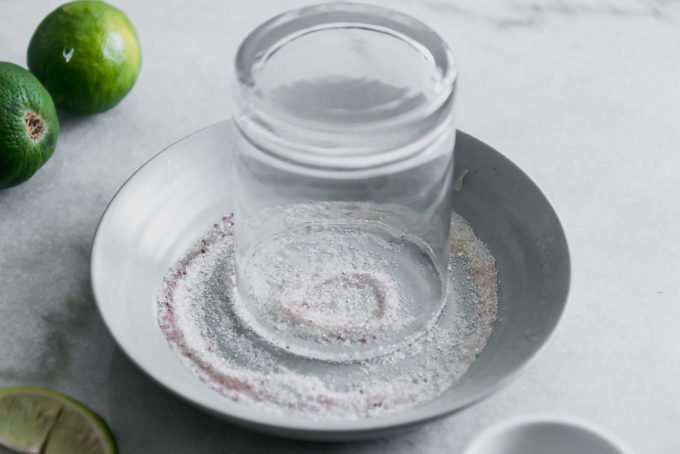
{"left": 0, "top": 387, "right": 117, "bottom": 454}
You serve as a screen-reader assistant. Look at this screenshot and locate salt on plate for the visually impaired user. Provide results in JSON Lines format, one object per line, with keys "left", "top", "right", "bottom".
{"left": 157, "top": 212, "right": 497, "bottom": 419}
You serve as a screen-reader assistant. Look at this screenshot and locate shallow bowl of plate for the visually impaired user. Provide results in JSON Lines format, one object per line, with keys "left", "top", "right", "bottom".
{"left": 91, "top": 120, "right": 570, "bottom": 440}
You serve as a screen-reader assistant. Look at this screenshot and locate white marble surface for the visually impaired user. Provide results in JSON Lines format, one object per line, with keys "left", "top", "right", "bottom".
{"left": 1, "top": 0, "right": 679, "bottom": 452}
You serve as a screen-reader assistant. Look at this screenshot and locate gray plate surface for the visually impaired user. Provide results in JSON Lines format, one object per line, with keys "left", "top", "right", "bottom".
{"left": 91, "top": 120, "right": 570, "bottom": 440}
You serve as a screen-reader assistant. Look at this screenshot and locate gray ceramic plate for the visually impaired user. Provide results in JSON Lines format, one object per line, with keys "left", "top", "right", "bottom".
{"left": 91, "top": 120, "right": 569, "bottom": 441}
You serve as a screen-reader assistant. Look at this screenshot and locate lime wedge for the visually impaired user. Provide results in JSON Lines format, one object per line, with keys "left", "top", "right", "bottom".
{"left": 0, "top": 387, "right": 117, "bottom": 454}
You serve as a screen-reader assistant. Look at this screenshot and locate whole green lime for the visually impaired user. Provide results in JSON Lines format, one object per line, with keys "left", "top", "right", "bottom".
{"left": 0, "top": 62, "right": 59, "bottom": 189}
{"left": 27, "top": 1, "right": 141, "bottom": 115}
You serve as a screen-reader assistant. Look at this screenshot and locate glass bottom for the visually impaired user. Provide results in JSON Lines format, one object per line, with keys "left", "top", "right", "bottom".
{"left": 232, "top": 205, "right": 447, "bottom": 362}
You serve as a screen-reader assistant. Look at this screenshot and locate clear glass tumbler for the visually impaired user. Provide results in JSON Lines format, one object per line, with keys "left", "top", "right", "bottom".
{"left": 231, "top": 3, "right": 457, "bottom": 362}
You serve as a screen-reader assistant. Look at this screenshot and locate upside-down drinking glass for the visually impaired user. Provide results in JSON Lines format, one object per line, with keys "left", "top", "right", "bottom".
{"left": 231, "top": 2, "right": 457, "bottom": 362}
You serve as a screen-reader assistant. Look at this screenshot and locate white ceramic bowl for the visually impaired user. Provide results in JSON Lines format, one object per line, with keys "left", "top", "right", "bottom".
{"left": 91, "top": 121, "right": 570, "bottom": 440}
{"left": 463, "top": 415, "right": 635, "bottom": 454}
